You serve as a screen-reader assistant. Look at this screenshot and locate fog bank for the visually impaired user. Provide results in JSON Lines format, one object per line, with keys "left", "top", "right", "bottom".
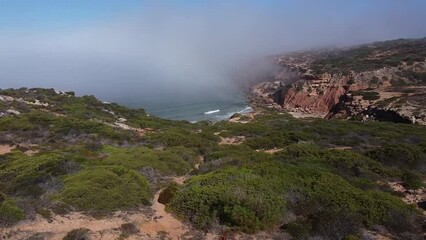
{"left": 1, "top": 1, "right": 426, "bottom": 103}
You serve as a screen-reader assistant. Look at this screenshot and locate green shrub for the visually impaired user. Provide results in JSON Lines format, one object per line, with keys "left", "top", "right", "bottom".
{"left": 402, "top": 171, "right": 424, "bottom": 190}
{"left": 352, "top": 91, "right": 380, "bottom": 100}
{"left": 367, "top": 144, "right": 426, "bottom": 173}
{"left": 0, "top": 152, "right": 75, "bottom": 197}
{"left": 170, "top": 161, "right": 421, "bottom": 236}
{"left": 370, "top": 76, "right": 380, "bottom": 84}
{"left": 56, "top": 167, "right": 150, "bottom": 212}
{"left": 101, "top": 146, "right": 194, "bottom": 175}
{"left": 344, "top": 235, "right": 361, "bottom": 240}
{"left": 390, "top": 78, "right": 407, "bottom": 86}
{"left": 144, "top": 127, "right": 218, "bottom": 150}
{"left": 62, "top": 228, "right": 90, "bottom": 240}
{"left": 0, "top": 197, "right": 25, "bottom": 227}
{"left": 158, "top": 183, "right": 179, "bottom": 205}
{"left": 170, "top": 164, "right": 287, "bottom": 231}
{"left": 36, "top": 207, "right": 52, "bottom": 219}
{"left": 284, "top": 221, "right": 310, "bottom": 239}
{"left": 120, "top": 222, "right": 139, "bottom": 236}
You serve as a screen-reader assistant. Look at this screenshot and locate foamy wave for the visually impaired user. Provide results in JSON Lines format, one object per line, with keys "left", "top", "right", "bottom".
{"left": 212, "top": 106, "right": 253, "bottom": 121}
{"left": 204, "top": 109, "right": 220, "bottom": 115}
{"left": 238, "top": 106, "right": 253, "bottom": 114}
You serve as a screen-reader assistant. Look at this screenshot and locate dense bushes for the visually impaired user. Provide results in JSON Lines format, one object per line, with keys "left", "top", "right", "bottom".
{"left": 200, "top": 145, "right": 273, "bottom": 173}
{"left": 216, "top": 113, "right": 426, "bottom": 151}
{"left": 0, "top": 196, "right": 25, "bottom": 227}
{"left": 367, "top": 144, "right": 426, "bottom": 173}
{"left": 0, "top": 152, "right": 75, "bottom": 197}
{"left": 401, "top": 171, "right": 424, "bottom": 190}
{"left": 144, "top": 127, "right": 219, "bottom": 151}
{"left": 101, "top": 146, "right": 195, "bottom": 175}
{"left": 169, "top": 161, "right": 422, "bottom": 238}
{"left": 170, "top": 165, "right": 287, "bottom": 232}
{"left": 55, "top": 167, "right": 151, "bottom": 212}
{"left": 275, "top": 143, "right": 395, "bottom": 180}
{"left": 0, "top": 110, "right": 130, "bottom": 141}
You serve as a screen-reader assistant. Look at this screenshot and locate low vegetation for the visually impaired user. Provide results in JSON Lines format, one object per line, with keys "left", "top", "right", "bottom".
{"left": 0, "top": 88, "right": 424, "bottom": 239}
{"left": 311, "top": 38, "right": 426, "bottom": 76}
{"left": 55, "top": 167, "right": 151, "bottom": 212}
{"left": 170, "top": 161, "right": 420, "bottom": 238}
{"left": 62, "top": 228, "right": 90, "bottom": 240}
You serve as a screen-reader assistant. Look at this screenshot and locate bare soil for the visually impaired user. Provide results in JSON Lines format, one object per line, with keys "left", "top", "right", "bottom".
{"left": 0, "top": 144, "right": 15, "bottom": 155}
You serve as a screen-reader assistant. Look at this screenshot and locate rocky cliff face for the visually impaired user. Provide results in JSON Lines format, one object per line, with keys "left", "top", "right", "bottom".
{"left": 250, "top": 38, "right": 426, "bottom": 124}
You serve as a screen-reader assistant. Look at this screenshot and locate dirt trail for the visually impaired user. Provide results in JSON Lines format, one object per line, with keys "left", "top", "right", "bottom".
{"left": 139, "top": 155, "right": 207, "bottom": 239}
{"left": 140, "top": 155, "right": 204, "bottom": 240}
{"left": 139, "top": 182, "right": 189, "bottom": 239}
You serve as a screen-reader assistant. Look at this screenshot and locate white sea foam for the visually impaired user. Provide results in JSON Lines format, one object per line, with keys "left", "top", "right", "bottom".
{"left": 204, "top": 109, "right": 220, "bottom": 115}
{"left": 212, "top": 106, "right": 253, "bottom": 121}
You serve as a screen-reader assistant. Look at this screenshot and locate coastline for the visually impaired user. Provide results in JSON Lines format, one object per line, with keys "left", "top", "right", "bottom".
{"left": 244, "top": 87, "right": 327, "bottom": 119}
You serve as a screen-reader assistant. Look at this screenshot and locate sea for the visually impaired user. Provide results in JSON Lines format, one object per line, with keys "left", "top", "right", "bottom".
{"left": 108, "top": 88, "right": 252, "bottom": 122}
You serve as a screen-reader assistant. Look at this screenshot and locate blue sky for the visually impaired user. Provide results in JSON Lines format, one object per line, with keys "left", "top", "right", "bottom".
{"left": 1, "top": 0, "right": 425, "bottom": 31}
{"left": 0, "top": 0, "right": 143, "bottom": 30}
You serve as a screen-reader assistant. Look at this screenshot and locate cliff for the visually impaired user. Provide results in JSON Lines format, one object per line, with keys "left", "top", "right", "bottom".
{"left": 250, "top": 38, "right": 426, "bottom": 124}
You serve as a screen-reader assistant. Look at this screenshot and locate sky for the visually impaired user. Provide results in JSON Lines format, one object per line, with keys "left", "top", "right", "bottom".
{"left": 1, "top": 0, "right": 426, "bottom": 102}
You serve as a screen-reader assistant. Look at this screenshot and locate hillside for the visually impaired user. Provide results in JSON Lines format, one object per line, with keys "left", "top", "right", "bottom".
{"left": 249, "top": 38, "right": 426, "bottom": 124}
{"left": 0, "top": 87, "right": 425, "bottom": 239}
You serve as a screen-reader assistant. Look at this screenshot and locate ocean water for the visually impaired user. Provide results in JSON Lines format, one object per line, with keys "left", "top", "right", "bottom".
{"left": 111, "top": 88, "right": 251, "bottom": 122}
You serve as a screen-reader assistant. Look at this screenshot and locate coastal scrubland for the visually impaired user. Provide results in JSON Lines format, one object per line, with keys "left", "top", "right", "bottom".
{"left": 0, "top": 87, "right": 425, "bottom": 239}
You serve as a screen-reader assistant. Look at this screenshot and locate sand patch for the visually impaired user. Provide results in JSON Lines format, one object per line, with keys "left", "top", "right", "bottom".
{"left": 219, "top": 136, "right": 245, "bottom": 145}
{"left": 262, "top": 148, "right": 284, "bottom": 154}
{"left": 331, "top": 146, "right": 353, "bottom": 150}
{"left": 387, "top": 181, "right": 426, "bottom": 215}
{"left": 0, "top": 145, "right": 15, "bottom": 155}
{"left": 24, "top": 149, "right": 40, "bottom": 156}
{"left": 2, "top": 210, "right": 150, "bottom": 240}
{"left": 256, "top": 148, "right": 283, "bottom": 154}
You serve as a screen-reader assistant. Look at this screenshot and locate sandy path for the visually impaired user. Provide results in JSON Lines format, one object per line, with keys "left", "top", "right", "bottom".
{"left": 139, "top": 186, "right": 189, "bottom": 239}
{"left": 0, "top": 144, "right": 15, "bottom": 155}
{"left": 139, "top": 155, "right": 208, "bottom": 239}
{"left": 3, "top": 210, "right": 148, "bottom": 240}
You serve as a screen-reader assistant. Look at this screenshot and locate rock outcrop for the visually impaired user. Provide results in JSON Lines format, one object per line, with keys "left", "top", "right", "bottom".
{"left": 249, "top": 38, "right": 426, "bottom": 124}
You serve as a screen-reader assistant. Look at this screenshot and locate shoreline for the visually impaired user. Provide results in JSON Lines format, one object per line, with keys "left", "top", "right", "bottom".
{"left": 244, "top": 87, "right": 328, "bottom": 119}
